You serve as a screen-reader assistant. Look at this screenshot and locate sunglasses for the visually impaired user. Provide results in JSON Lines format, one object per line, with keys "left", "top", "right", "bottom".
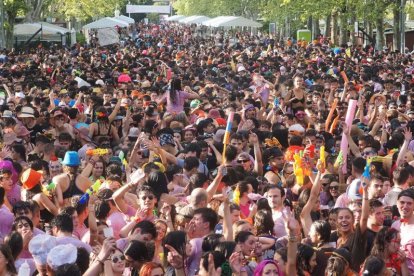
{"left": 141, "top": 195, "right": 154, "bottom": 200}
{"left": 362, "top": 151, "right": 374, "bottom": 156}
{"left": 111, "top": 255, "right": 125, "bottom": 263}
{"left": 329, "top": 186, "right": 339, "bottom": 190}
{"left": 237, "top": 159, "right": 250, "bottom": 163}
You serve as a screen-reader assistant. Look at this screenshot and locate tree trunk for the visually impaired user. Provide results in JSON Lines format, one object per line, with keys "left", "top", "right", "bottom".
{"left": 332, "top": 12, "right": 339, "bottom": 45}
{"left": 349, "top": 14, "right": 356, "bottom": 45}
{"left": 339, "top": 13, "right": 347, "bottom": 46}
{"left": 0, "top": 0, "right": 5, "bottom": 49}
{"left": 375, "top": 17, "right": 384, "bottom": 50}
{"left": 393, "top": 5, "right": 401, "bottom": 51}
{"left": 314, "top": 17, "right": 320, "bottom": 38}
{"left": 325, "top": 14, "right": 331, "bottom": 38}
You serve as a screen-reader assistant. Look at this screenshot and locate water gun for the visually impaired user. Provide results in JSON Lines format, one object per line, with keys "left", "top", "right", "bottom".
{"left": 118, "top": 151, "right": 128, "bottom": 169}
{"left": 319, "top": 146, "right": 326, "bottom": 172}
{"left": 79, "top": 179, "right": 103, "bottom": 204}
{"left": 86, "top": 148, "right": 109, "bottom": 156}
{"left": 273, "top": 98, "right": 280, "bottom": 109}
{"left": 42, "top": 182, "right": 56, "bottom": 197}
{"left": 293, "top": 152, "right": 304, "bottom": 186}
{"left": 362, "top": 158, "right": 371, "bottom": 180}
{"left": 334, "top": 150, "right": 344, "bottom": 169}
{"left": 285, "top": 145, "right": 304, "bottom": 162}
{"left": 45, "top": 182, "right": 56, "bottom": 191}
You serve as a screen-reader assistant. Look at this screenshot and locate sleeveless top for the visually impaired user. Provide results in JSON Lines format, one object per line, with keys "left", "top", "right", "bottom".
{"left": 62, "top": 174, "right": 84, "bottom": 199}
{"left": 93, "top": 122, "right": 112, "bottom": 143}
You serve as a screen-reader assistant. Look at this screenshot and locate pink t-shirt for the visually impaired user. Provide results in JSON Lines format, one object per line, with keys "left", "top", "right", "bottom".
{"left": 161, "top": 90, "right": 191, "bottom": 114}
{"left": 73, "top": 224, "right": 88, "bottom": 240}
{"left": 56, "top": 236, "right": 92, "bottom": 253}
{"left": 7, "top": 184, "right": 21, "bottom": 206}
{"left": 106, "top": 211, "right": 127, "bottom": 239}
{"left": 0, "top": 205, "right": 13, "bottom": 242}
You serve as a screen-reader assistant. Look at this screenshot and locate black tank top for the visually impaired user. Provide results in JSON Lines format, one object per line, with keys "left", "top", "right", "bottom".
{"left": 62, "top": 174, "right": 84, "bottom": 199}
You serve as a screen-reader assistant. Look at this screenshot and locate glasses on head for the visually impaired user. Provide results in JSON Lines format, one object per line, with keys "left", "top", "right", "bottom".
{"left": 111, "top": 255, "right": 125, "bottom": 263}
{"left": 141, "top": 195, "right": 154, "bottom": 201}
{"left": 362, "top": 150, "right": 374, "bottom": 156}
{"left": 237, "top": 159, "right": 250, "bottom": 163}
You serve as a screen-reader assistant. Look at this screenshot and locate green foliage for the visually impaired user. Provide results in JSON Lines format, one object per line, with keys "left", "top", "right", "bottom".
{"left": 50, "top": 0, "right": 127, "bottom": 21}
{"left": 76, "top": 32, "right": 86, "bottom": 45}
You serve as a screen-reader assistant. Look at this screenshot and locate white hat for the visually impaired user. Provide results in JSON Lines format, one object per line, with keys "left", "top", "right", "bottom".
{"left": 29, "top": 234, "right": 57, "bottom": 265}
{"left": 47, "top": 244, "right": 77, "bottom": 270}
{"left": 95, "top": 79, "right": 105, "bottom": 86}
{"left": 2, "top": 110, "right": 13, "bottom": 118}
{"left": 18, "top": 106, "right": 35, "bottom": 118}
{"left": 237, "top": 65, "right": 246, "bottom": 72}
{"left": 128, "top": 127, "right": 140, "bottom": 138}
{"left": 16, "top": 92, "right": 25, "bottom": 98}
{"left": 288, "top": 124, "right": 305, "bottom": 134}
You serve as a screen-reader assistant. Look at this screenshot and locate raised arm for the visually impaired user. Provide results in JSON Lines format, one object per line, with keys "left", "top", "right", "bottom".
{"left": 206, "top": 165, "right": 224, "bottom": 202}
{"left": 113, "top": 181, "right": 139, "bottom": 214}
{"left": 286, "top": 214, "right": 299, "bottom": 276}
{"left": 360, "top": 178, "right": 370, "bottom": 234}
{"left": 250, "top": 133, "right": 263, "bottom": 176}
{"left": 108, "top": 94, "right": 122, "bottom": 122}
{"left": 300, "top": 170, "right": 322, "bottom": 237}
{"left": 396, "top": 128, "right": 412, "bottom": 167}
{"left": 344, "top": 123, "right": 362, "bottom": 158}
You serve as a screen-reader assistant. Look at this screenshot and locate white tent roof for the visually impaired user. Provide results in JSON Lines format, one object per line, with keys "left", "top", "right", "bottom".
{"left": 14, "top": 22, "right": 71, "bottom": 35}
{"left": 165, "top": 15, "right": 186, "bottom": 22}
{"left": 202, "top": 16, "right": 234, "bottom": 27}
{"left": 203, "top": 16, "right": 262, "bottom": 28}
{"left": 115, "top": 15, "right": 135, "bottom": 24}
{"left": 179, "top": 16, "right": 211, "bottom": 25}
{"left": 83, "top": 17, "right": 129, "bottom": 29}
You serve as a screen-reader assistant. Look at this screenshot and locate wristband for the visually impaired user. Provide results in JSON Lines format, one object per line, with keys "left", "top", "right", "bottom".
{"left": 288, "top": 235, "right": 297, "bottom": 242}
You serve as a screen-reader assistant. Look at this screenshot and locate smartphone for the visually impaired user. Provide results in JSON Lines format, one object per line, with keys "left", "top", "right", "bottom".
{"left": 103, "top": 227, "right": 114, "bottom": 238}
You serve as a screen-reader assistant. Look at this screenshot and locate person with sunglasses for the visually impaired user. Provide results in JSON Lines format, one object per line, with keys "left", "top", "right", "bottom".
{"left": 102, "top": 248, "right": 126, "bottom": 276}
{"left": 369, "top": 227, "right": 409, "bottom": 275}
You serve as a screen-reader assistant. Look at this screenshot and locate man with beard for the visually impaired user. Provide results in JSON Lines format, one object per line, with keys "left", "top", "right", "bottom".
{"left": 367, "top": 175, "right": 385, "bottom": 200}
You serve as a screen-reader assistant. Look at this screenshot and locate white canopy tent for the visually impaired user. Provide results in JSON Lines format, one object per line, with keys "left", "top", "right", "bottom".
{"left": 14, "top": 22, "right": 71, "bottom": 35}
{"left": 179, "top": 16, "right": 211, "bottom": 25}
{"left": 115, "top": 15, "right": 135, "bottom": 25}
{"left": 165, "top": 15, "right": 186, "bottom": 22}
{"left": 201, "top": 16, "right": 231, "bottom": 27}
{"left": 82, "top": 17, "right": 129, "bottom": 29}
{"left": 202, "top": 16, "right": 262, "bottom": 28}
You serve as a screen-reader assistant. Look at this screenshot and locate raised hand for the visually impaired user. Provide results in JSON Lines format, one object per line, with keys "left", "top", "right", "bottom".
{"left": 165, "top": 244, "right": 184, "bottom": 269}
{"left": 403, "top": 127, "right": 412, "bottom": 142}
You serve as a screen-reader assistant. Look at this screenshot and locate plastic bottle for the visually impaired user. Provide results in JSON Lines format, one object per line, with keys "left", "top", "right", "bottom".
{"left": 18, "top": 261, "right": 30, "bottom": 276}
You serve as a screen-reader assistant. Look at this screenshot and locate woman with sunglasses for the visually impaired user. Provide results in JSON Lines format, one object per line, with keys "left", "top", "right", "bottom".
{"left": 369, "top": 227, "right": 409, "bottom": 275}
{"left": 103, "top": 248, "right": 126, "bottom": 276}
{"left": 320, "top": 174, "right": 340, "bottom": 208}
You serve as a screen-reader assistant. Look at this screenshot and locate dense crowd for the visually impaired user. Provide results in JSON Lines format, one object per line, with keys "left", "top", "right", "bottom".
{"left": 0, "top": 21, "right": 412, "bottom": 276}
